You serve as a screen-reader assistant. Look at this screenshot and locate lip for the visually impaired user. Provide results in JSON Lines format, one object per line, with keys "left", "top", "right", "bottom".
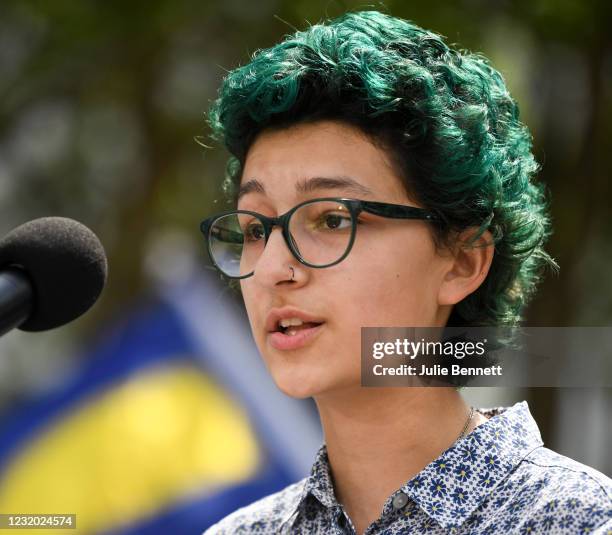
{"left": 268, "top": 323, "right": 325, "bottom": 351}
{"left": 265, "top": 306, "right": 326, "bottom": 334}
{"left": 265, "top": 306, "right": 326, "bottom": 351}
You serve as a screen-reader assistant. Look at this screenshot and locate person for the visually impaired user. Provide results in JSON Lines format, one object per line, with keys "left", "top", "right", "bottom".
{"left": 199, "top": 10, "right": 612, "bottom": 534}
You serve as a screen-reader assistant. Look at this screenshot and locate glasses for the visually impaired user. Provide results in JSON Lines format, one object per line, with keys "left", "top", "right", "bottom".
{"left": 200, "top": 197, "right": 440, "bottom": 279}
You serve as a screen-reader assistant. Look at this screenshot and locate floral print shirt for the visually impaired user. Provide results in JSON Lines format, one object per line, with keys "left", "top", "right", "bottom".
{"left": 203, "top": 401, "right": 612, "bottom": 534}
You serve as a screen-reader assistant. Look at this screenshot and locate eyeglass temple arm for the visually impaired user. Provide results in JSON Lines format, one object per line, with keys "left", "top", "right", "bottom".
{"left": 360, "top": 200, "right": 439, "bottom": 220}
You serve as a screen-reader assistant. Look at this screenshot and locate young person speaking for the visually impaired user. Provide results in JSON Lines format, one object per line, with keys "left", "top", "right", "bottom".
{"left": 200, "top": 10, "right": 612, "bottom": 534}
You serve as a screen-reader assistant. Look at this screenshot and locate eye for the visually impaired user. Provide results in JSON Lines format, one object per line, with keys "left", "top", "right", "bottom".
{"left": 244, "top": 221, "right": 265, "bottom": 241}
{"left": 318, "top": 212, "right": 352, "bottom": 231}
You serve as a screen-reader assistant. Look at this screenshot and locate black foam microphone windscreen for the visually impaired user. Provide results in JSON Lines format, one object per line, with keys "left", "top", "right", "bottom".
{"left": 0, "top": 217, "right": 107, "bottom": 331}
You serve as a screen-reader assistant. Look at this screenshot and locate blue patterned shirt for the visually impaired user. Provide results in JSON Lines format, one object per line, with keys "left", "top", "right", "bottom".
{"left": 204, "top": 401, "right": 612, "bottom": 534}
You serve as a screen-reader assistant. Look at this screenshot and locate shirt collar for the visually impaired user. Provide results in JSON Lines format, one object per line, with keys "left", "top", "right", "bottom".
{"left": 281, "top": 400, "right": 543, "bottom": 532}
{"left": 278, "top": 443, "right": 338, "bottom": 532}
{"left": 401, "top": 400, "right": 543, "bottom": 529}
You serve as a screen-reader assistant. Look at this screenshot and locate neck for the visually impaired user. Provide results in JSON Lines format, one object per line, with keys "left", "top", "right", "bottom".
{"left": 314, "top": 386, "right": 483, "bottom": 534}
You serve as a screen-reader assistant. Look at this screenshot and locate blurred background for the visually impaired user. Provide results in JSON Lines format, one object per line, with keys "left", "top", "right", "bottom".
{"left": 0, "top": 0, "right": 610, "bottom": 533}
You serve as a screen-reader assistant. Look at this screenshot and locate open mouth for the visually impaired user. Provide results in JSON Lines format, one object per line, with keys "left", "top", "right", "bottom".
{"left": 268, "top": 320, "right": 325, "bottom": 350}
{"left": 276, "top": 321, "right": 324, "bottom": 336}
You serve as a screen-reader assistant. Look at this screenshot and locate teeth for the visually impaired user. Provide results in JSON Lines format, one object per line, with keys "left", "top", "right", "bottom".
{"left": 279, "top": 318, "right": 304, "bottom": 328}
{"left": 286, "top": 329, "right": 298, "bottom": 336}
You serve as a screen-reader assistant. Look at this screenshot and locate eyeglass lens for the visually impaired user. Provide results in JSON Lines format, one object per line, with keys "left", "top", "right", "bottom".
{"left": 208, "top": 200, "right": 354, "bottom": 277}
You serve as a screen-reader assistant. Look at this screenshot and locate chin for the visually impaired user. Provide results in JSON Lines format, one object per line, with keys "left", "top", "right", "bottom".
{"left": 270, "top": 369, "right": 330, "bottom": 399}
{"left": 274, "top": 378, "right": 322, "bottom": 399}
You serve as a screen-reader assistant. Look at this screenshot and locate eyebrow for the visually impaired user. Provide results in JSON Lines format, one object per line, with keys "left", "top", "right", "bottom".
{"left": 237, "top": 175, "right": 374, "bottom": 201}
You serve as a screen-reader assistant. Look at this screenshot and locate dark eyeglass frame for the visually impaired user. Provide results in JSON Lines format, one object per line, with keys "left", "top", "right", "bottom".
{"left": 200, "top": 197, "right": 441, "bottom": 279}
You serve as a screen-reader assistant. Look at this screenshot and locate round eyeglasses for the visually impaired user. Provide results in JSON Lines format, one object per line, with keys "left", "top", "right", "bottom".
{"left": 199, "top": 197, "right": 440, "bottom": 279}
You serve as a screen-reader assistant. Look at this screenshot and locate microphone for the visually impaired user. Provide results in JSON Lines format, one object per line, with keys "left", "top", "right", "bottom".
{"left": 0, "top": 217, "right": 108, "bottom": 337}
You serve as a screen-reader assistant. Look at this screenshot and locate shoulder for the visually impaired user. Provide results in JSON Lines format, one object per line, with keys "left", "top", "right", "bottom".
{"left": 202, "top": 478, "right": 307, "bottom": 535}
{"left": 494, "top": 446, "right": 611, "bottom": 532}
{"left": 523, "top": 446, "right": 611, "bottom": 501}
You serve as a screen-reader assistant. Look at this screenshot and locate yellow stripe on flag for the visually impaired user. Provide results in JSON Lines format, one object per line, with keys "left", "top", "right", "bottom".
{"left": 0, "top": 363, "right": 260, "bottom": 534}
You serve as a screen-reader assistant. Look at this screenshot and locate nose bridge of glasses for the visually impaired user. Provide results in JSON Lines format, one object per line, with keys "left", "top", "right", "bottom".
{"left": 259, "top": 218, "right": 295, "bottom": 262}
{"left": 260, "top": 212, "right": 294, "bottom": 246}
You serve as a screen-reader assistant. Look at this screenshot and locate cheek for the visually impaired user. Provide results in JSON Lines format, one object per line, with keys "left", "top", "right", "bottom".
{"left": 346, "top": 230, "right": 443, "bottom": 324}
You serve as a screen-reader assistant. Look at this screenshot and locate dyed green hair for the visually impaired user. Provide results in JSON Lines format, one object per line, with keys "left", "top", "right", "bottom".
{"left": 205, "top": 10, "right": 558, "bottom": 327}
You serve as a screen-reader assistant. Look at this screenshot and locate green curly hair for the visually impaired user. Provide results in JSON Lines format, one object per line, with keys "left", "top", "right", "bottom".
{"left": 205, "top": 9, "right": 558, "bottom": 327}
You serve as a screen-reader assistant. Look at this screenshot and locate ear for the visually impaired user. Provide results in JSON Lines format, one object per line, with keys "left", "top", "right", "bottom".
{"left": 438, "top": 229, "right": 495, "bottom": 306}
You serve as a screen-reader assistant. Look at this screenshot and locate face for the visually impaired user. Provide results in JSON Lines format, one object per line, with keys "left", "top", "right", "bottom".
{"left": 237, "top": 120, "right": 453, "bottom": 399}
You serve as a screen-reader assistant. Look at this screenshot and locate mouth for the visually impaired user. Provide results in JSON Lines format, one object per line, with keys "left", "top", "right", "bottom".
{"left": 276, "top": 321, "right": 324, "bottom": 335}
{"left": 268, "top": 321, "right": 325, "bottom": 351}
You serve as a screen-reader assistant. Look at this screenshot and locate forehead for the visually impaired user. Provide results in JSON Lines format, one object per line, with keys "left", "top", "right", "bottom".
{"left": 238, "top": 120, "right": 408, "bottom": 205}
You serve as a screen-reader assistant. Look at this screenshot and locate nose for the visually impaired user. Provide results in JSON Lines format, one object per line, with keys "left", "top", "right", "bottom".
{"left": 251, "top": 226, "right": 297, "bottom": 286}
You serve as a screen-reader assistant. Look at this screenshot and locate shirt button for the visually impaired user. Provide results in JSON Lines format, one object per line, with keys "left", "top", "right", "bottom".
{"left": 392, "top": 492, "right": 409, "bottom": 509}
